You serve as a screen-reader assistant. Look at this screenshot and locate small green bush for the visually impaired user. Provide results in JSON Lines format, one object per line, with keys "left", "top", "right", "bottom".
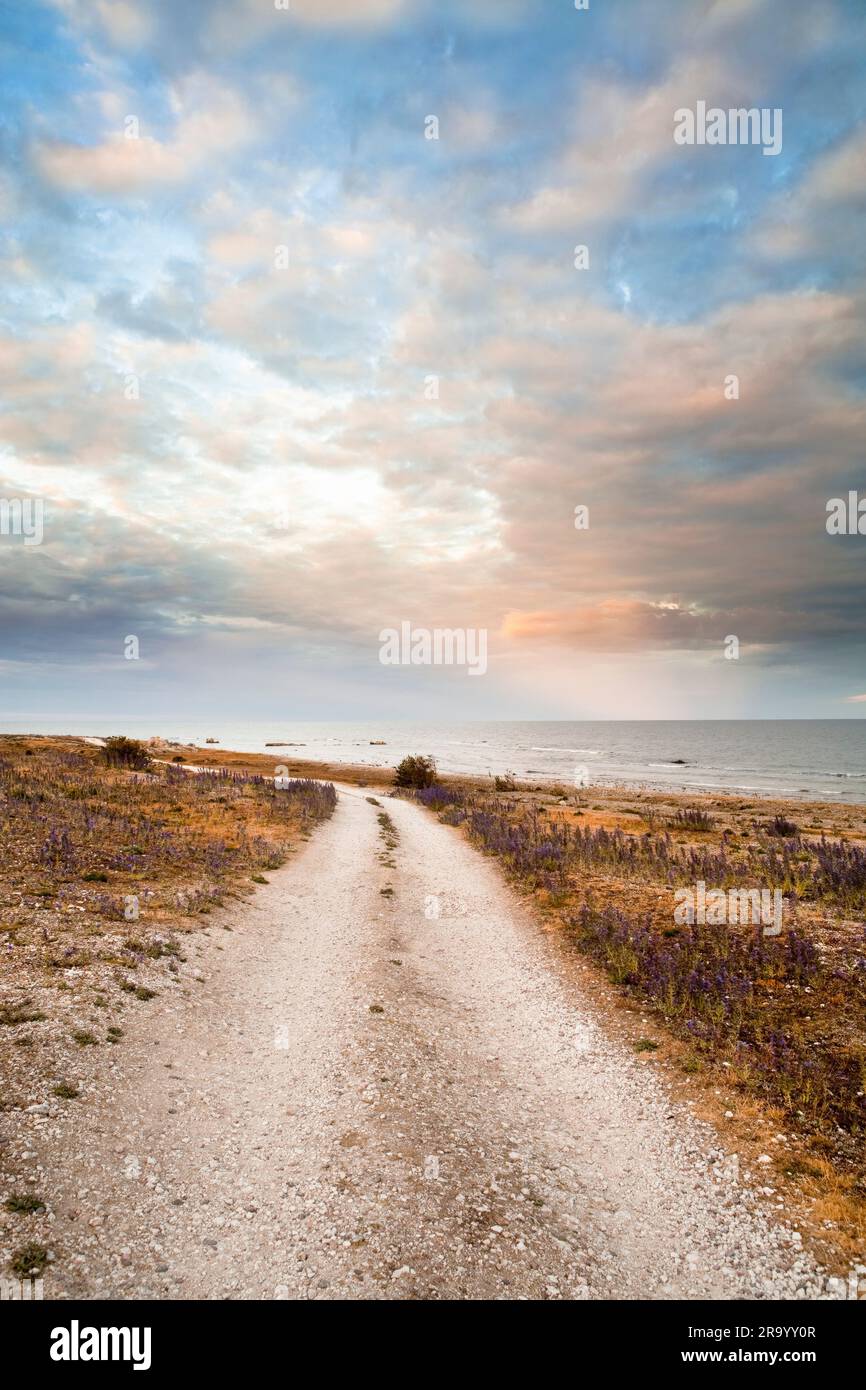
{"left": 52, "top": 1083, "right": 79, "bottom": 1099}
{"left": 10, "top": 1242, "right": 48, "bottom": 1277}
{"left": 5, "top": 1193, "right": 45, "bottom": 1214}
{"left": 393, "top": 754, "right": 437, "bottom": 789}
{"left": 101, "top": 737, "right": 150, "bottom": 772}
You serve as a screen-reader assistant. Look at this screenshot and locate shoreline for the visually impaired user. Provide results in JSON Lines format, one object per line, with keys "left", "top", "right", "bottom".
{"left": 3, "top": 725, "right": 865, "bottom": 806}
{"left": 13, "top": 731, "right": 866, "bottom": 816}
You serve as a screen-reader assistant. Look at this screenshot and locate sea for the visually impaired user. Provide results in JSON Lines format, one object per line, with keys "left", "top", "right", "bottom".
{"left": 2, "top": 719, "right": 866, "bottom": 804}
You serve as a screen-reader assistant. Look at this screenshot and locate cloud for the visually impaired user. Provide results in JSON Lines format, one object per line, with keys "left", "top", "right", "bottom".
{"left": 502, "top": 600, "right": 714, "bottom": 650}
{"left": 202, "top": 0, "right": 411, "bottom": 52}
{"left": 93, "top": 0, "right": 153, "bottom": 47}
{"left": 752, "top": 128, "right": 866, "bottom": 260}
{"left": 34, "top": 76, "right": 258, "bottom": 194}
{"left": 448, "top": 102, "right": 501, "bottom": 152}
{"left": 501, "top": 598, "right": 820, "bottom": 654}
{"left": 504, "top": 57, "right": 739, "bottom": 231}
{"left": 5, "top": 0, "right": 866, "bottom": 718}
{"left": 289, "top": 0, "right": 409, "bottom": 25}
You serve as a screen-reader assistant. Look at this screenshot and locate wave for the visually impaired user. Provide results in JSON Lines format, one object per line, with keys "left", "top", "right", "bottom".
{"left": 639, "top": 775, "right": 816, "bottom": 796}
{"left": 530, "top": 746, "right": 603, "bottom": 755}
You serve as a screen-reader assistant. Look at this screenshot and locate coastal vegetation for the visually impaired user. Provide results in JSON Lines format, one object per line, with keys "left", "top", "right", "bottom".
{"left": 0, "top": 736, "right": 336, "bottom": 1112}
{"left": 411, "top": 770, "right": 866, "bottom": 1241}
{"left": 393, "top": 754, "right": 438, "bottom": 789}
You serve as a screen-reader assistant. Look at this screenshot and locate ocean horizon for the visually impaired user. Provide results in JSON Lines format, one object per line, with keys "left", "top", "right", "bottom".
{"left": 4, "top": 718, "right": 866, "bottom": 804}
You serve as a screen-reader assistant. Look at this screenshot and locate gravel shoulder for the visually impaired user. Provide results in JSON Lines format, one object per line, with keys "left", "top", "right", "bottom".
{"left": 9, "top": 785, "right": 836, "bottom": 1299}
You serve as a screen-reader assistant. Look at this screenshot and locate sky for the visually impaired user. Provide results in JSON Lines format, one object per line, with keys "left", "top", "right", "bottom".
{"left": 0, "top": 0, "right": 865, "bottom": 721}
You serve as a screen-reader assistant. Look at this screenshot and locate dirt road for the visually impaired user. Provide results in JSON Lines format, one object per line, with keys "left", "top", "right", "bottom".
{"left": 27, "top": 786, "right": 828, "bottom": 1299}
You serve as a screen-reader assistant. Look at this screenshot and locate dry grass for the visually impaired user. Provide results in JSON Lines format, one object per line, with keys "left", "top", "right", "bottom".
{"left": 0, "top": 736, "right": 336, "bottom": 1115}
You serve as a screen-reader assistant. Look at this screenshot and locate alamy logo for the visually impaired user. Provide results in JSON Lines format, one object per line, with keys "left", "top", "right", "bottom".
{"left": 674, "top": 102, "right": 782, "bottom": 156}
{"left": 826, "top": 492, "right": 866, "bottom": 535}
{"left": 674, "top": 880, "right": 783, "bottom": 936}
{"left": 50, "top": 1320, "right": 152, "bottom": 1372}
{"left": 0, "top": 497, "right": 43, "bottom": 545}
{"left": 379, "top": 622, "right": 487, "bottom": 676}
